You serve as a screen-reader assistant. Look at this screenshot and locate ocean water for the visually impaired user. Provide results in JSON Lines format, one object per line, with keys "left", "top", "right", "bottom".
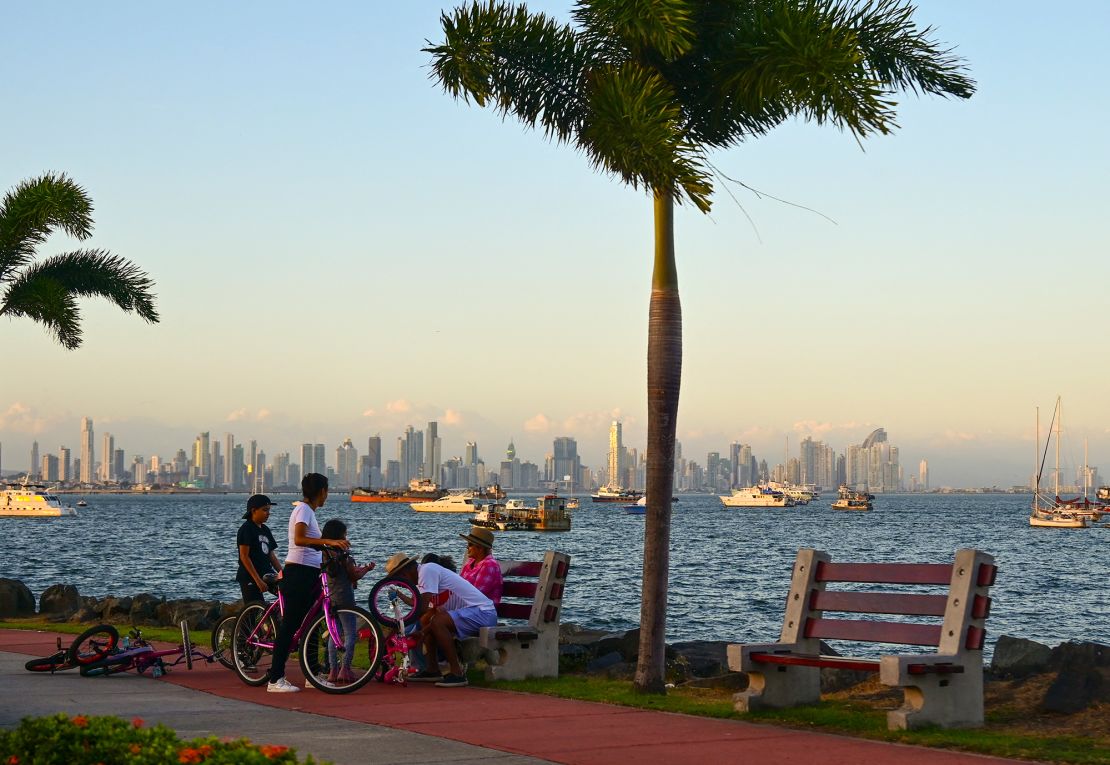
{"left": 3, "top": 492, "right": 1106, "bottom": 652}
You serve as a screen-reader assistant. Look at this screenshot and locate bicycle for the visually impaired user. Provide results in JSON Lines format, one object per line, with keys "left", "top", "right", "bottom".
{"left": 366, "top": 577, "right": 425, "bottom": 685}
{"left": 24, "top": 624, "right": 120, "bottom": 673}
{"left": 231, "top": 560, "right": 383, "bottom": 693}
{"left": 78, "top": 621, "right": 216, "bottom": 677}
{"left": 210, "top": 612, "right": 237, "bottom": 670}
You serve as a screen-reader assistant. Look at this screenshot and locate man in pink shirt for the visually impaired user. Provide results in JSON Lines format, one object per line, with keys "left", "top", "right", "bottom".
{"left": 459, "top": 526, "right": 502, "bottom": 604}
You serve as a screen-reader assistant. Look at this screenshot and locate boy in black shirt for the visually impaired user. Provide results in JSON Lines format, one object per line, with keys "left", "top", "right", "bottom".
{"left": 236, "top": 494, "right": 282, "bottom": 604}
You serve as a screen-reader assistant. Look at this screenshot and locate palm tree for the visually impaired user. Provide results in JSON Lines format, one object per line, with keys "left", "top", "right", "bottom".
{"left": 0, "top": 172, "right": 159, "bottom": 349}
{"left": 426, "top": 0, "right": 974, "bottom": 692}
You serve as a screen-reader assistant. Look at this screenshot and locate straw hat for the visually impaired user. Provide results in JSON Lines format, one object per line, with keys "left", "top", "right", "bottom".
{"left": 384, "top": 552, "right": 418, "bottom": 576}
{"left": 459, "top": 526, "right": 495, "bottom": 550}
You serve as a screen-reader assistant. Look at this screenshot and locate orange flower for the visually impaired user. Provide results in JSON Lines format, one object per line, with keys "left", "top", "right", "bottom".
{"left": 72, "top": 715, "right": 89, "bottom": 728}
{"left": 8, "top": 755, "right": 21, "bottom": 764}
{"left": 198, "top": 745, "right": 214, "bottom": 756}
{"left": 259, "top": 744, "right": 289, "bottom": 758}
{"left": 130, "top": 744, "right": 142, "bottom": 755}
{"left": 177, "top": 748, "right": 202, "bottom": 764}
{"left": 132, "top": 717, "right": 145, "bottom": 728}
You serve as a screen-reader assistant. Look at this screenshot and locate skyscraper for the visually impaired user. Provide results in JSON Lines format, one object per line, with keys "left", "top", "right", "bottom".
{"left": 210, "top": 439, "right": 222, "bottom": 488}
{"left": 553, "top": 437, "right": 579, "bottom": 491}
{"left": 312, "top": 443, "right": 326, "bottom": 477}
{"left": 193, "top": 432, "right": 210, "bottom": 486}
{"left": 336, "top": 438, "right": 358, "bottom": 488}
{"left": 425, "top": 421, "right": 441, "bottom": 483}
{"left": 608, "top": 421, "right": 623, "bottom": 489}
{"left": 301, "top": 443, "right": 314, "bottom": 474}
{"left": 367, "top": 435, "right": 382, "bottom": 489}
{"left": 224, "top": 433, "right": 235, "bottom": 489}
{"left": 59, "top": 446, "right": 71, "bottom": 482}
{"left": 919, "top": 459, "right": 929, "bottom": 492}
{"left": 30, "top": 441, "right": 39, "bottom": 479}
{"left": 80, "top": 417, "right": 94, "bottom": 484}
{"left": 101, "top": 432, "right": 115, "bottom": 482}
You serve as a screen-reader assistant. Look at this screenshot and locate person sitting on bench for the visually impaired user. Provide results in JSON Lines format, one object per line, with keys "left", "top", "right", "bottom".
{"left": 384, "top": 552, "right": 497, "bottom": 688}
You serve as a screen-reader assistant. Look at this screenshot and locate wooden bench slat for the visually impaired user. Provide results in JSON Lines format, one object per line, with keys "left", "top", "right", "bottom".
{"left": 972, "top": 595, "right": 991, "bottom": 619}
{"left": 810, "top": 591, "right": 948, "bottom": 616}
{"left": 505, "top": 561, "right": 543, "bottom": 577}
{"left": 977, "top": 563, "right": 998, "bottom": 586}
{"left": 502, "top": 581, "right": 538, "bottom": 599}
{"left": 804, "top": 617, "right": 942, "bottom": 646}
{"left": 817, "top": 561, "right": 952, "bottom": 585}
{"left": 750, "top": 652, "right": 881, "bottom": 673}
{"left": 497, "top": 602, "right": 532, "bottom": 620}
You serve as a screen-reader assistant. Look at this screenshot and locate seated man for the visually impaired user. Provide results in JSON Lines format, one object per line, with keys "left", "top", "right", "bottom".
{"left": 384, "top": 552, "right": 497, "bottom": 688}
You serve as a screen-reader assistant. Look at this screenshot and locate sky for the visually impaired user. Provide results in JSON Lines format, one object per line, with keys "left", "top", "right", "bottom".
{"left": 1, "top": 2, "right": 1108, "bottom": 487}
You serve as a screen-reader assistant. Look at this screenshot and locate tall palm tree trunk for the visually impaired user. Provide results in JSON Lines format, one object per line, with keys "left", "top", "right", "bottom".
{"left": 634, "top": 188, "right": 681, "bottom": 694}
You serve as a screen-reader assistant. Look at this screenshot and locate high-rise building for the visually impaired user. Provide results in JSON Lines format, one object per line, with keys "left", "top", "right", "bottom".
{"left": 132, "top": 455, "right": 146, "bottom": 484}
{"left": 80, "top": 417, "right": 94, "bottom": 484}
{"left": 272, "top": 452, "right": 290, "bottom": 487}
{"left": 919, "top": 459, "right": 929, "bottom": 492}
{"left": 366, "top": 435, "right": 382, "bottom": 489}
{"left": 336, "top": 438, "right": 358, "bottom": 488}
{"left": 312, "top": 444, "right": 326, "bottom": 477}
{"left": 224, "top": 434, "right": 235, "bottom": 489}
{"left": 607, "top": 421, "right": 623, "bottom": 489}
{"left": 42, "top": 454, "right": 59, "bottom": 482}
{"left": 210, "top": 439, "right": 222, "bottom": 488}
{"left": 300, "top": 443, "right": 314, "bottom": 474}
{"left": 231, "top": 445, "right": 246, "bottom": 489}
{"left": 425, "top": 421, "right": 441, "bottom": 484}
{"left": 59, "top": 446, "right": 71, "bottom": 482}
{"left": 192, "top": 432, "right": 210, "bottom": 485}
{"left": 464, "top": 442, "right": 478, "bottom": 468}
{"left": 101, "top": 432, "right": 115, "bottom": 482}
{"left": 398, "top": 427, "right": 423, "bottom": 483}
{"left": 30, "top": 441, "right": 39, "bottom": 479}
{"left": 553, "top": 437, "right": 579, "bottom": 491}
{"left": 113, "top": 449, "right": 125, "bottom": 483}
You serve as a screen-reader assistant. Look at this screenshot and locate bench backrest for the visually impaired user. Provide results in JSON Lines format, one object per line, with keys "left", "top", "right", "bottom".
{"left": 781, "top": 548, "right": 996, "bottom": 657}
{"left": 495, "top": 550, "right": 571, "bottom": 630}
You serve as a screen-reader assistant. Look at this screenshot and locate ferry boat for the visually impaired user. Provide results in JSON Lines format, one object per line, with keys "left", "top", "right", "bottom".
{"left": 411, "top": 491, "right": 482, "bottom": 513}
{"left": 591, "top": 486, "right": 643, "bottom": 503}
{"left": 1, "top": 480, "right": 77, "bottom": 517}
{"left": 719, "top": 486, "right": 794, "bottom": 508}
{"left": 472, "top": 495, "right": 571, "bottom": 531}
{"left": 351, "top": 478, "right": 447, "bottom": 504}
{"left": 832, "top": 486, "right": 873, "bottom": 511}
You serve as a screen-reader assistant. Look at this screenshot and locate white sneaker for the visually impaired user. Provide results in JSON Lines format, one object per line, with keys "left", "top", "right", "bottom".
{"left": 306, "top": 678, "right": 336, "bottom": 689}
{"left": 266, "top": 677, "right": 301, "bottom": 693}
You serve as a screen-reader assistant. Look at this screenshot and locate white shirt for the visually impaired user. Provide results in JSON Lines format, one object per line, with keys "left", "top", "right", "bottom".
{"left": 285, "top": 501, "right": 322, "bottom": 567}
{"left": 418, "top": 562, "right": 494, "bottom": 612}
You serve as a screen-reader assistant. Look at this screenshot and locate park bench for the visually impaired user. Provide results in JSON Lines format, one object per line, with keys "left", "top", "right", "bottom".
{"left": 727, "top": 547, "right": 997, "bottom": 730}
{"left": 459, "top": 550, "right": 570, "bottom": 681}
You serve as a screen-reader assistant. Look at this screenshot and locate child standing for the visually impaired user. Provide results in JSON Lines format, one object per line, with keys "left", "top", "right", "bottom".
{"left": 320, "top": 518, "right": 373, "bottom": 683}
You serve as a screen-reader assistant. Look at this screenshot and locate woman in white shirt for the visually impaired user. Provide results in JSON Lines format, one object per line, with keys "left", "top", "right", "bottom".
{"left": 266, "top": 473, "right": 350, "bottom": 693}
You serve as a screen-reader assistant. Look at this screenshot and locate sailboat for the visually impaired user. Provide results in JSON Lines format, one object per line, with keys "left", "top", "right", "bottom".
{"left": 1029, "top": 397, "right": 1089, "bottom": 528}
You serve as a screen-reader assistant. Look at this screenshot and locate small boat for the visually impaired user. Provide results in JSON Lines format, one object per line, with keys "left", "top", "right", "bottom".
{"left": 565, "top": 497, "right": 580, "bottom": 510}
{"left": 832, "top": 486, "right": 873, "bottom": 511}
{"left": 1098, "top": 486, "right": 1110, "bottom": 502}
{"left": 720, "top": 486, "right": 793, "bottom": 508}
{"left": 472, "top": 495, "right": 571, "bottom": 531}
{"left": 1029, "top": 398, "right": 1091, "bottom": 529}
{"left": 411, "top": 491, "right": 482, "bottom": 513}
{"left": 624, "top": 496, "right": 646, "bottom": 515}
{"left": 76, "top": 499, "right": 88, "bottom": 507}
{"left": 1029, "top": 509, "right": 1088, "bottom": 528}
{"left": 591, "top": 486, "right": 643, "bottom": 503}
{"left": 1, "top": 479, "right": 77, "bottom": 517}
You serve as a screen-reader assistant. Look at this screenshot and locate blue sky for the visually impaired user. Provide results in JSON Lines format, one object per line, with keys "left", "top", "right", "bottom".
{"left": 2, "top": 1, "right": 1108, "bottom": 486}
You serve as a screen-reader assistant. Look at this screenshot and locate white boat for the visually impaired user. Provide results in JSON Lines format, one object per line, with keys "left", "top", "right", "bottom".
{"left": 1029, "top": 397, "right": 1089, "bottom": 529}
{"left": 76, "top": 499, "right": 88, "bottom": 507}
{"left": 766, "top": 482, "right": 819, "bottom": 505}
{"left": 1, "top": 480, "right": 77, "bottom": 517}
{"left": 1098, "top": 487, "right": 1110, "bottom": 502}
{"left": 411, "top": 491, "right": 482, "bottom": 513}
{"left": 719, "top": 486, "right": 794, "bottom": 507}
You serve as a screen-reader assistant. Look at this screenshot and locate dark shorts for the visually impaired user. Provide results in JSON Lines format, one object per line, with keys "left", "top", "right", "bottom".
{"left": 239, "top": 580, "right": 266, "bottom": 605}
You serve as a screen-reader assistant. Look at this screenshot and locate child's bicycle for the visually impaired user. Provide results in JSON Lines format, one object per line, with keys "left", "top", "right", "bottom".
{"left": 78, "top": 621, "right": 216, "bottom": 677}
{"left": 365, "top": 576, "right": 431, "bottom": 685}
{"left": 231, "top": 562, "right": 383, "bottom": 693}
{"left": 24, "top": 624, "right": 121, "bottom": 673}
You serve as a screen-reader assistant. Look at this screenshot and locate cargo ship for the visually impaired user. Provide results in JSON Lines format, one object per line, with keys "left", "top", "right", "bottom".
{"left": 350, "top": 478, "right": 446, "bottom": 504}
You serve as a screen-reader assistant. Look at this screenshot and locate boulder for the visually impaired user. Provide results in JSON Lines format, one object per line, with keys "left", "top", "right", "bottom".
{"left": 38, "top": 584, "right": 81, "bottom": 617}
{"left": 1041, "top": 668, "right": 1104, "bottom": 714}
{"left": 1048, "top": 641, "right": 1110, "bottom": 672}
{"left": 129, "top": 594, "right": 163, "bottom": 624}
{"left": 991, "top": 635, "right": 1051, "bottom": 678}
{"left": 587, "top": 651, "right": 624, "bottom": 673}
{"left": 156, "top": 599, "right": 222, "bottom": 630}
{"left": 0, "top": 579, "right": 35, "bottom": 617}
{"left": 560, "top": 623, "right": 612, "bottom": 645}
{"left": 101, "top": 596, "right": 133, "bottom": 621}
{"left": 671, "top": 641, "right": 731, "bottom": 678}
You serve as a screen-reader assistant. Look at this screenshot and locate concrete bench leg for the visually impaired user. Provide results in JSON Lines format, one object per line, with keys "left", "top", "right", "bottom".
{"left": 882, "top": 661, "right": 984, "bottom": 730}
{"left": 482, "top": 630, "right": 558, "bottom": 681}
{"left": 732, "top": 665, "right": 821, "bottom": 712}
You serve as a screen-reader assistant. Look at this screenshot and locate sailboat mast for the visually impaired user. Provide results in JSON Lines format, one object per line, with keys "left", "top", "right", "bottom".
{"left": 1035, "top": 406, "right": 1040, "bottom": 496}
{"left": 1084, "top": 438, "right": 1089, "bottom": 500}
{"left": 1055, "top": 396, "right": 1061, "bottom": 499}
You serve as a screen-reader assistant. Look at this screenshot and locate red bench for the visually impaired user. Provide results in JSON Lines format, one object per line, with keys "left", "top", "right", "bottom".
{"left": 727, "top": 548, "right": 997, "bottom": 730}
{"left": 459, "top": 550, "right": 570, "bottom": 680}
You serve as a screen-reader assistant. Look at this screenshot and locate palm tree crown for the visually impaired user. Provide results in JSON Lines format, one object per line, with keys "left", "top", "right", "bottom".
{"left": 0, "top": 172, "right": 159, "bottom": 349}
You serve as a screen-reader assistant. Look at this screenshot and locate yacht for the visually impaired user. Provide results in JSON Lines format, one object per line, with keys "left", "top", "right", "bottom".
{"left": 591, "top": 486, "right": 643, "bottom": 503}
{"left": 719, "top": 486, "right": 794, "bottom": 508}
{"left": 411, "top": 491, "right": 482, "bottom": 513}
{"left": 766, "top": 482, "right": 820, "bottom": 505}
{"left": 1, "top": 480, "right": 77, "bottom": 517}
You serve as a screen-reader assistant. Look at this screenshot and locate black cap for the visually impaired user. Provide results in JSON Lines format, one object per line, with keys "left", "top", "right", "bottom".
{"left": 243, "top": 494, "right": 275, "bottom": 519}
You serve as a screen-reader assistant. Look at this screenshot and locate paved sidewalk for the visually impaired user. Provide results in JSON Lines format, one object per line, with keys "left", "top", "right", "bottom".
{"left": 2, "top": 629, "right": 1035, "bottom": 765}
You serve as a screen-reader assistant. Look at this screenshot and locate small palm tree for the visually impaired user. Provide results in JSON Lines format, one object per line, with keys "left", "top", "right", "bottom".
{"left": 426, "top": 0, "right": 974, "bottom": 692}
{"left": 0, "top": 172, "right": 159, "bottom": 349}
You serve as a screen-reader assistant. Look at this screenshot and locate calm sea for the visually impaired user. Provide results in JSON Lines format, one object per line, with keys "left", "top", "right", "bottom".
{"left": 3, "top": 493, "right": 1106, "bottom": 651}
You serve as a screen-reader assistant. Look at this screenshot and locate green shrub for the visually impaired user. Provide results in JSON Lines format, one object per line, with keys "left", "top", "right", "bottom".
{"left": 0, "top": 713, "right": 329, "bottom": 764}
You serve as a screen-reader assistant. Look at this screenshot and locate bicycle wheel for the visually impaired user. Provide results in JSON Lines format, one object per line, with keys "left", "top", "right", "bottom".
{"left": 210, "top": 614, "right": 237, "bottom": 669}
{"left": 69, "top": 624, "right": 120, "bottom": 665}
{"left": 180, "top": 621, "right": 193, "bottom": 670}
{"left": 299, "top": 606, "right": 381, "bottom": 694}
{"left": 232, "top": 603, "right": 278, "bottom": 686}
{"left": 25, "top": 652, "right": 70, "bottom": 673}
{"left": 79, "top": 655, "right": 134, "bottom": 677}
{"left": 367, "top": 577, "right": 423, "bottom": 629}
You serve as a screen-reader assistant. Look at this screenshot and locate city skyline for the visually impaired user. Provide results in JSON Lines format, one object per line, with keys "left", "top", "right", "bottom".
{"left": 2, "top": 2, "right": 1108, "bottom": 489}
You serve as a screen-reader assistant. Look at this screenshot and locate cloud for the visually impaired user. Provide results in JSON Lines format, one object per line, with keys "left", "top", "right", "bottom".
{"left": 792, "top": 420, "right": 864, "bottom": 436}
{"left": 226, "top": 408, "right": 248, "bottom": 422}
{"left": 255, "top": 409, "right": 272, "bottom": 421}
{"left": 443, "top": 409, "right": 463, "bottom": 426}
{"left": 0, "top": 402, "right": 51, "bottom": 434}
{"left": 943, "top": 430, "right": 977, "bottom": 442}
{"left": 524, "top": 413, "right": 551, "bottom": 432}
{"left": 226, "top": 408, "right": 271, "bottom": 423}
{"left": 361, "top": 408, "right": 376, "bottom": 418}
{"left": 562, "top": 409, "right": 629, "bottom": 433}
{"left": 386, "top": 399, "right": 411, "bottom": 414}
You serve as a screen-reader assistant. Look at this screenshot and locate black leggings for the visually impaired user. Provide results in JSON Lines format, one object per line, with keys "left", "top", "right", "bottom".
{"left": 268, "top": 562, "right": 321, "bottom": 682}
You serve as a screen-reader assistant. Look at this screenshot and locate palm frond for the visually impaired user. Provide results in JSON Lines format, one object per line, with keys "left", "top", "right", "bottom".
{"left": 573, "top": 0, "right": 697, "bottom": 61}
{"left": 1, "top": 249, "right": 160, "bottom": 346}
{"left": 0, "top": 173, "right": 94, "bottom": 281}
{"left": 0, "top": 273, "right": 82, "bottom": 349}
{"left": 424, "top": 2, "right": 591, "bottom": 143}
{"left": 581, "top": 64, "right": 713, "bottom": 211}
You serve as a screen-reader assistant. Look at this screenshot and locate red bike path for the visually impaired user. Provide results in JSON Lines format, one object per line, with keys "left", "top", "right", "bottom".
{"left": 1, "top": 629, "right": 1033, "bottom": 765}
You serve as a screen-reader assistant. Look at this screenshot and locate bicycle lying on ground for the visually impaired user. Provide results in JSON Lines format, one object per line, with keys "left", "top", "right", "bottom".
{"left": 78, "top": 621, "right": 217, "bottom": 677}
{"left": 24, "top": 624, "right": 121, "bottom": 673}
{"left": 232, "top": 559, "right": 383, "bottom": 693}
